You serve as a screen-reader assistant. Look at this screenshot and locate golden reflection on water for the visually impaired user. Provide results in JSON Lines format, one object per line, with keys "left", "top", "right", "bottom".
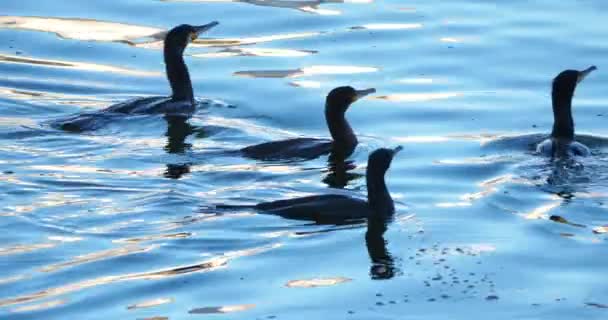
{"left": 289, "top": 80, "right": 322, "bottom": 88}
{"left": 0, "top": 53, "right": 160, "bottom": 77}
{"left": 522, "top": 201, "right": 561, "bottom": 220}
{"left": 435, "top": 156, "right": 514, "bottom": 166}
{"left": 113, "top": 232, "right": 192, "bottom": 244}
{"left": 439, "top": 37, "right": 461, "bottom": 43}
{"left": 435, "top": 202, "right": 471, "bottom": 208}
{"left": 0, "top": 193, "right": 89, "bottom": 219}
{"left": 374, "top": 92, "right": 462, "bottom": 102}
{"left": 392, "top": 134, "right": 499, "bottom": 145}
{"left": 286, "top": 277, "right": 351, "bottom": 288}
{"left": 234, "top": 65, "right": 378, "bottom": 78}
{"left": 0, "top": 242, "right": 282, "bottom": 308}
{"left": 436, "top": 174, "right": 532, "bottom": 208}
{"left": 0, "top": 257, "right": 228, "bottom": 308}
{"left": 0, "top": 274, "right": 30, "bottom": 285}
{"left": 162, "top": 0, "right": 349, "bottom": 15}
{"left": 461, "top": 174, "right": 516, "bottom": 203}
{"left": 194, "top": 47, "right": 317, "bottom": 58}
{"left": 397, "top": 78, "right": 435, "bottom": 84}
{"left": 138, "top": 31, "right": 320, "bottom": 50}
{"left": 351, "top": 23, "right": 423, "bottom": 30}
{"left": 47, "top": 236, "right": 84, "bottom": 243}
{"left": 0, "top": 86, "right": 110, "bottom": 107}
{"left": 40, "top": 245, "right": 158, "bottom": 273}
{"left": 262, "top": 224, "right": 362, "bottom": 239}
{"left": 157, "top": 213, "right": 255, "bottom": 232}
{"left": 0, "top": 15, "right": 322, "bottom": 55}
{"left": 0, "top": 242, "right": 57, "bottom": 256}
{"left": 468, "top": 244, "right": 497, "bottom": 254}
{"left": 189, "top": 304, "right": 255, "bottom": 314}
{"left": 0, "top": 16, "right": 163, "bottom": 43}
{"left": 194, "top": 163, "right": 302, "bottom": 174}
{"left": 194, "top": 32, "right": 322, "bottom": 48}
{"left": 10, "top": 299, "right": 68, "bottom": 313}
{"left": 127, "top": 297, "right": 174, "bottom": 310}
{"left": 0, "top": 116, "right": 37, "bottom": 127}
{"left": 224, "top": 243, "right": 282, "bottom": 258}
{"left": 392, "top": 135, "right": 452, "bottom": 144}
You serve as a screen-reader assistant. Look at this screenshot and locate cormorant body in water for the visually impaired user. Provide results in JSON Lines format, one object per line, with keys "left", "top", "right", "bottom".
{"left": 218, "top": 146, "right": 401, "bottom": 224}
{"left": 536, "top": 66, "right": 597, "bottom": 157}
{"left": 240, "top": 86, "right": 376, "bottom": 160}
{"left": 52, "top": 22, "right": 219, "bottom": 132}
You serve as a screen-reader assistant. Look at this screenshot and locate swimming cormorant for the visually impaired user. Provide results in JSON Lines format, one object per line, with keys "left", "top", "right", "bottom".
{"left": 52, "top": 22, "right": 219, "bottom": 132}
{"left": 240, "top": 86, "right": 376, "bottom": 160}
{"left": 536, "top": 66, "right": 597, "bottom": 157}
{"left": 218, "top": 146, "right": 401, "bottom": 224}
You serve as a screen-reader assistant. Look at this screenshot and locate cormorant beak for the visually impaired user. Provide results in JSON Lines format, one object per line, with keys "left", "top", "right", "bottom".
{"left": 354, "top": 88, "right": 376, "bottom": 101}
{"left": 577, "top": 65, "right": 597, "bottom": 84}
{"left": 391, "top": 145, "right": 403, "bottom": 156}
{"left": 192, "top": 21, "right": 220, "bottom": 40}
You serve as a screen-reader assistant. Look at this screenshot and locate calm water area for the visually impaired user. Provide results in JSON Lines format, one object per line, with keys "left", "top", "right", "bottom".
{"left": 1, "top": 0, "right": 608, "bottom": 319}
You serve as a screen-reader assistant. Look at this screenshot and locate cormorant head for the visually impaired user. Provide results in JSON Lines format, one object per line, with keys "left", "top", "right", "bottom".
{"left": 326, "top": 86, "right": 376, "bottom": 114}
{"left": 165, "top": 22, "right": 219, "bottom": 54}
{"left": 367, "top": 146, "right": 402, "bottom": 176}
{"left": 552, "top": 66, "right": 596, "bottom": 108}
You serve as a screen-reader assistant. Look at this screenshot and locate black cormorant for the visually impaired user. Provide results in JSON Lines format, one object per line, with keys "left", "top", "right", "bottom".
{"left": 52, "top": 22, "right": 219, "bottom": 132}
{"left": 240, "top": 86, "right": 376, "bottom": 160}
{"left": 536, "top": 66, "right": 597, "bottom": 157}
{"left": 218, "top": 146, "right": 401, "bottom": 224}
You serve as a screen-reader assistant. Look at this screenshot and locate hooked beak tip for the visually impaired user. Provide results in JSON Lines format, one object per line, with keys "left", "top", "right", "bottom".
{"left": 579, "top": 66, "right": 597, "bottom": 80}
{"left": 355, "top": 88, "right": 376, "bottom": 100}
{"left": 392, "top": 145, "right": 403, "bottom": 155}
{"left": 578, "top": 65, "right": 597, "bottom": 83}
{"left": 195, "top": 21, "right": 220, "bottom": 35}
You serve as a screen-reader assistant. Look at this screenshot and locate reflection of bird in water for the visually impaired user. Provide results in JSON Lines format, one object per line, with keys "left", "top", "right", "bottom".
{"left": 541, "top": 156, "right": 588, "bottom": 202}
{"left": 164, "top": 163, "right": 191, "bottom": 179}
{"left": 163, "top": 116, "right": 194, "bottom": 179}
{"left": 322, "top": 158, "right": 362, "bottom": 189}
{"left": 217, "top": 147, "right": 401, "bottom": 224}
{"left": 241, "top": 86, "right": 375, "bottom": 161}
{"left": 165, "top": 116, "right": 194, "bottom": 154}
{"left": 536, "top": 66, "right": 596, "bottom": 158}
{"left": 366, "top": 213, "right": 397, "bottom": 280}
{"left": 51, "top": 22, "right": 219, "bottom": 132}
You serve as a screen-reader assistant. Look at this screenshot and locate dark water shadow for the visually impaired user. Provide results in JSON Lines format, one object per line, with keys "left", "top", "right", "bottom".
{"left": 322, "top": 154, "right": 362, "bottom": 189}
{"left": 163, "top": 116, "right": 193, "bottom": 179}
{"left": 366, "top": 213, "right": 398, "bottom": 280}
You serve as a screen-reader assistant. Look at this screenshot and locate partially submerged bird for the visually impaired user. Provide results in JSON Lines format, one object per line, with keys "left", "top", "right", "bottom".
{"left": 217, "top": 146, "right": 401, "bottom": 224}
{"left": 52, "top": 22, "right": 219, "bottom": 132}
{"left": 240, "top": 86, "right": 376, "bottom": 160}
{"left": 536, "top": 66, "right": 597, "bottom": 157}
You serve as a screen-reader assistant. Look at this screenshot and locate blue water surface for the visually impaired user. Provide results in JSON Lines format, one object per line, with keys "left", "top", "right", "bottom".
{"left": 1, "top": 0, "right": 608, "bottom": 319}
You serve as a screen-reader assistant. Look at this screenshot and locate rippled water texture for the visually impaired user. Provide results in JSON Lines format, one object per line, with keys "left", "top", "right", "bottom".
{"left": 2, "top": 0, "right": 608, "bottom": 319}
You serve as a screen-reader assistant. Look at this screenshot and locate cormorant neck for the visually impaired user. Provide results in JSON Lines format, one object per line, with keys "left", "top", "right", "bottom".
{"left": 366, "top": 168, "right": 394, "bottom": 216}
{"left": 325, "top": 103, "right": 357, "bottom": 155}
{"left": 551, "top": 89, "right": 574, "bottom": 141}
{"left": 164, "top": 46, "right": 194, "bottom": 103}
